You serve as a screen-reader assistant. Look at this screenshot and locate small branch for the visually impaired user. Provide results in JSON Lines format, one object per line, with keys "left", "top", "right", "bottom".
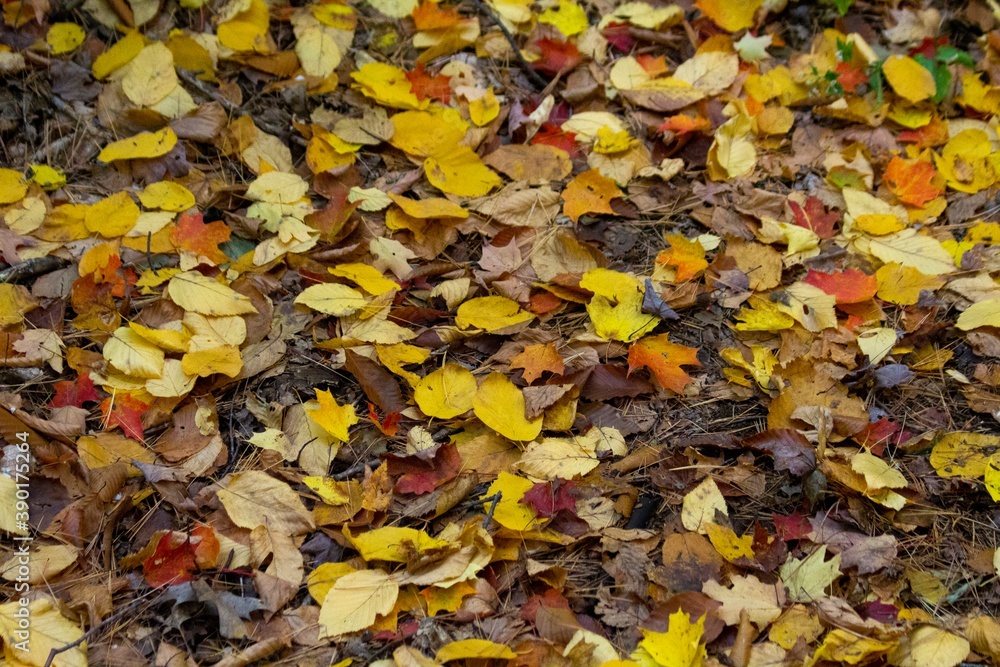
{"left": 468, "top": 0, "right": 548, "bottom": 90}
{"left": 0, "top": 257, "right": 68, "bottom": 284}
{"left": 482, "top": 491, "right": 502, "bottom": 527}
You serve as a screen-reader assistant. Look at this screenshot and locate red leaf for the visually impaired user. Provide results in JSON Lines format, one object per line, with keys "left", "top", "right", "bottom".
{"left": 834, "top": 62, "right": 867, "bottom": 93}
{"left": 803, "top": 268, "right": 878, "bottom": 304}
{"left": 601, "top": 21, "right": 634, "bottom": 52}
{"left": 532, "top": 38, "right": 581, "bottom": 76}
{"left": 520, "top": 480, "right": 576, "bottom": 518}
{"left": 100, "top": 393, "right": 150, "bottom": 441}
{"left": 368, "top": 402, "right": 402, "bottom": 437}
{"left": 50, "top": 373, "right": 100, "bottom": 408}
{"left": 853, "top": 417, "right": 909, "bottom": 456}
{"left": 789, "top": 196, "right": 839, "bottom": 238}
{"left": 386, "top": 443, "right": 462, "bottom": 495}
{"left": 522, "top": 588, "right": 571, "bottom": 623}
{"left": 531, "top": 124, "right": 578, "bottom": 155}
{"left": 773, "top": 512, "right": 812, "bottom": 541}
{"left": 405, "top": 63, "right": 452, "bottom": 103}
{"left": 142, "top": 525, "right": 220, "bottom": 588}
{"left": 170, "top": 211, "right": 231, "bottom": 266}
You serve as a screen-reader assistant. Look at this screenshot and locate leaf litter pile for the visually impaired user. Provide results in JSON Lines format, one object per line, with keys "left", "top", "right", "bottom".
{"left": 12, "top": 0, "right": 1000, "bottom": 665}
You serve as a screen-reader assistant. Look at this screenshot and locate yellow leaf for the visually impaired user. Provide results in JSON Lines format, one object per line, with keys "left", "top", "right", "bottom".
{"left": 98, "top": 127, "right": 178, "bottom": 162}
{"left": 352, "top": 62, "right": 427, "bottom": 110}
{"left": 376, "top": 343, "right": 431, "bottom": 386}
{"left": 414, "top": 363, "right": 477, "bottom": 419}
{"left": 858, "top": 228, "right": 956, "bottom": 275}
{"left": 779, "top": 545, "right": 841, "bottom": 602}
{"left": 674, "top": 51, "right": 740, "bottom": 96}
{"left": 705, "top": 522, "right": 756, "bottom": 563}
{"left": 305, "top": 388, "right": 358, "bottom": 442}
{"left": 888, "top": 626, "right": 970, "bottom": 667}
{"left": 294, "top": 282, "right": 367, "bottom": 316}
{"left": 29, "top": 164, "right": 66, "bottom": 191}
{"left": 47, "top": 22, "right": 86, "bottom": 55}
{"left": 538, "top": 0, "right": 588, "bottom": 37}
{"left": 883, "top": 55, "right": 936, "bottom": 103}
{"left": 93, "top": 30, "right": 145, "bottom": 79}
{"left": 483, "top": 472, "right": 542, "bottom": 531}
{"left": 296, "top": 25, "right": 343, "bottom": 78}
{"left": 123, "top": 43, "right": 178, "bottom": 107}
{"left": 86, "top": 191, "right": 140, "bottom": 238}
{"left": 319, "top": 569, "right": 399, "bottom": 638}
{"left": 0, "top": 543, "right": 78, "bottom": 585}
{"left": 707, "top": 115, "right": 756, "bottom": 181}
{"left": 388, "top": 192, "right": 467, "bottom": 219}
{"left": 852, "top": 452, "right": 907, "bottom": 490}
{"left": 0, "top": 284, "right": 35, "bottom": 326}
{"left": 696, "top": 0, "right": 763, "bottom": 32}
{"left": 0, "top": 598, "right": 87, "bottom": 667}
{"left": 0, "top": 474, "right": 28, "bottom": 535}
{"left": 245, "top": 170, "right": 309, "bottom": 204}
{"left": 856, "top": 327, "right": 898, "bottom": 365}
{"left": 78, "top": 433, "right": 155, "bottom": 475}
{"left": 218, "top": 0, "right": 271, "bottom": 53}
{"left": 425, "top": 145, "right": 502, "bottom": 197}
{"left": 346, "top": 526, "right": 451, "bottom": 562}
{"left": 958, "top": 299, "right": 1000, "bottom": 330}
{"left": 138, "top": 182, "right": 196, "bottom": 212}
{"left": 681, "top": 477, "right": 727, "bottom": 534}
{"left": 104, "top": 327, "right": 165, "bottom": 379}
{"left": 473, "top": 372, "right": 543, "bottom": 441}
{"left": 456, "top": 295, "right": 533, "bottom": 333}
{"left": 631, "top": 609, "right": 706, "bottom": 667}
{"left": 181, "top": 345, "right": 243, "bottom": 378}
{"left": 307, "top": 561, "right": 356, "bottom": 603}
{"left": 469, "top": 87, "right": 500, "bottom": 126}
{"left": 217, "top": 470, "right": 315, "bottom": 533}
{"left": 930, "top": 432, "right": 1000, "bottom": 478}
{"left": 986, "top": 454, "right": 1000, "bottom": 502}
{"left": 876, "top": 263, "right": 945, "bottom": 305}
{"left": 437, "top": 639, "right": 517, "bottom": 662}
{"left": 515, "top": 436, "right": 600, "bottom": 480}
{"left": 702, "top": 574, "right": 786, "bottom": 626}
{"left": 145, "top": 359, "right": 197, "bottom": 398}
{"left": 367, "top": 0, "right": 418, "bottom": 17}
{"left": 329, "top": 264, "right": 398, "bottom": 295}
{"left": 0, "top": 168, "right": 26, "bottom": 204}
{"left": 580, "top": 268, "right": 658, "bottom": 342}
{"left": 167, "top": 271, "right": 257, "bottom": 316}
{"left": 813, "top": 629, "right": 894, "bottom": 664}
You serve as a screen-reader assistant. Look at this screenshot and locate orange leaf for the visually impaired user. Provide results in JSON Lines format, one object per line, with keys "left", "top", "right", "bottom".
{"left": 628, "top": 334, "right": 701, "bottom": 393}
{"left": 412, "top": 0, "right": 463, "bottom": 31}
{"left": 170, "top": 211, "right": 232, "bottom": 266}
{"left": 659, "top": 114, "right": 711, "bottom": 136}
{"left": 562, "top": 169, "right": 622, "bottom": 223}
{"left": 510, "top": 342, "right": 565, "bottom": 384}
{"left": 656, "top": 234, "right": 707, "bottom": 283}
{"left": 100, "top": 393, "right": 150, "bottom": 441}
{"left": 803, "top": 268, "right": 877, "bottom": 304}
{"left": 883, "top": 157, "right": 942, "bottom": 207}
{"left": 405, "top": 63, "right": 451, "bottom": 103}
{"left": 532, "top": 38, "right": 581, "bottom": 76}
{"left": 142, "top": 525, "right": 220, "bottom": 588}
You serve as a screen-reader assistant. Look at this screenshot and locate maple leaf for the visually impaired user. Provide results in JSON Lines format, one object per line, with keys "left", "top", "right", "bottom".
{"left": 142, "top": 525, "right": 220, "bottom": 588}
{"left": 367, "top": 403, "right": 402, "bottom": 436}
{"left": 510, "top": 342, "right": 565, "bottom": 384}
{"left": 531, "top": 124, "right": 579, "bottom": 155}
{"left": 562, "top": 169, "right": 622, "bottom": 223}
{"left": 834, "top": 61, "right": 868, "bottom": 93}
{"left": 521, "top": 480, "right": 576, "bottom": 518}
{"left": 100, "top": 393, "right": 150, "bottom": 441}
{"left": 802, "top": 268, "right": 878, "bottom": 304}
{"left": 628, "top": 334, "right": 701, "bottom": 393}
{"left": 411, "top": 0, "right": 463, "bottom": 31}
{"left": 532, "top": 38, "right": 582, "bottom": 76}
{"left": 50, "top": 373, "right": 100, "bottom": 408}
{"left": 405, "top": 63, "right": 452, "bottom": 103}
{"left": 656, "top": 234, "right": 708, "bottom": 282}
{"left": 659, "top": 114, "right": 711, "bottom": 136}
{"left": 170, "top": 211, "right": 231, "bottom": 265}
{"left": 773, "top": 512, "right": 812, "bottom": 541}
{"left": 789, "top": 196, "right": 839, "bottom": 238}
{"left": 384, "top": 443, "right": 462, "bottom": 494}
{"left": 883, "top": 156, "right": 943, "bottom": 207}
